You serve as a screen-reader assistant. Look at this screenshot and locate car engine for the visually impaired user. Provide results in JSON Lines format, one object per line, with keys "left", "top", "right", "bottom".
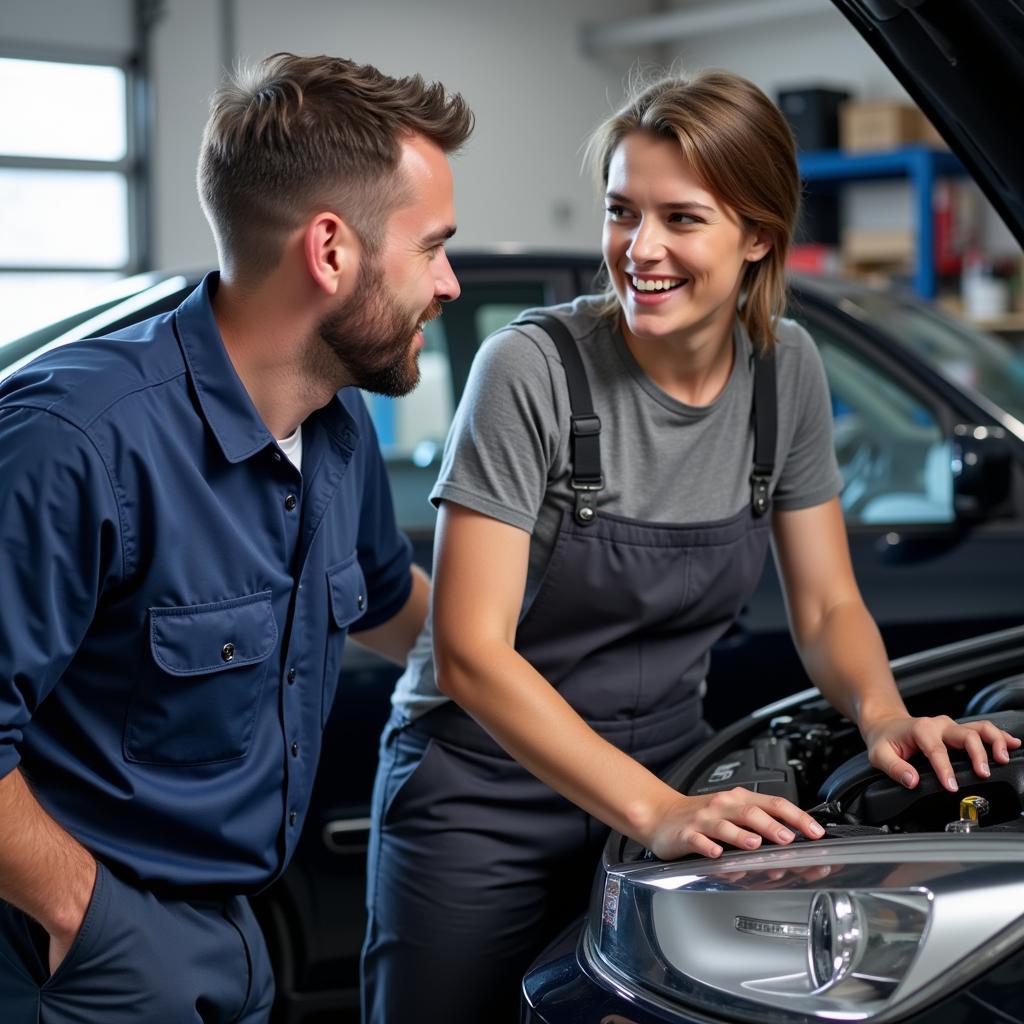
{"left": 682, "top": 681, "right": 1024, "bottom": 839}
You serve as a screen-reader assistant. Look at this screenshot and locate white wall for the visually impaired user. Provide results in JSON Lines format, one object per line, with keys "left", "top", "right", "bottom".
{"left": 664, "top": 3, "right": 905, "bottom": 102}
{"left": 149, "top": 0, "right": 223, "bottom": 272}
{"left": 0, "top": 0, "right": 134, "bottom": 58}
{"left": 149, "top": 0, "right": 658, "bottom": 270}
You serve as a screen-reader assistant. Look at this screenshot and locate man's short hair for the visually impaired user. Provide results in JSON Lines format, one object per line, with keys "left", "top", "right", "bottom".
{"left": 197, "top": 53, "right": 473, "bottom": 282}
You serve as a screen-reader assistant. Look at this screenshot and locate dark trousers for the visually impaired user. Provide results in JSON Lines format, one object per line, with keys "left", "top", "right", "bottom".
{"left": 0, "top": 861, "right": 274, "bottom": 1023}
{"left": 361, "top": 714, "right": 609, "bottom": 1024}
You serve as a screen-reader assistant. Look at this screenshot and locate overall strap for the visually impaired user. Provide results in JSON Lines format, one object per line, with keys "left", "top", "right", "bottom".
{"left": 750, "top": 347, "right": 777, "bottom": 517}
{"left": 514, "top": 315, "right": 603, "bottom": 525}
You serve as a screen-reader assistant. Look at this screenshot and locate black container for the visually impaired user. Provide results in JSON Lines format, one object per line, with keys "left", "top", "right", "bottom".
{"left": 797, "top": 190, "right": 841, "bottom": 244}
{"left": 776, "top": 86, "right": 850, "bottom": 152}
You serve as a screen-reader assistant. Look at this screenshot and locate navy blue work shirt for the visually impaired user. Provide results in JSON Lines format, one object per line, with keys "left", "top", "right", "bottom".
{"left": 0, "top": 273, "right": 413, "bottom": 892}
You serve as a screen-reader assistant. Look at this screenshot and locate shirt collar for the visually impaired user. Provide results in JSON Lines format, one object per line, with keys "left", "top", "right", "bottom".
{"left": 174, "top": 272, "right": 359, "bottom": 463}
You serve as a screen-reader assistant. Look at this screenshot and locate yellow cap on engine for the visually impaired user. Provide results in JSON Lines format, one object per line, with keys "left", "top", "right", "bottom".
{"left": 959, "top": 795, "right": 989, "bottom": 823}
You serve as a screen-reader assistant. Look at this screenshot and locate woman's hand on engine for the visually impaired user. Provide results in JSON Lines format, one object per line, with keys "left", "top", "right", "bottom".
{"left": 862, "top": 714, "right": 1022, "bottom": 792}
{"left": 647, "top": 788, "right": 826, "bottom": 861}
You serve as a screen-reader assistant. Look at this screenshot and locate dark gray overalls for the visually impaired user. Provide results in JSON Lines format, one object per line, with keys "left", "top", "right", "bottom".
{"left": 362, "top": 315, "right": 777, "bottom": 1024}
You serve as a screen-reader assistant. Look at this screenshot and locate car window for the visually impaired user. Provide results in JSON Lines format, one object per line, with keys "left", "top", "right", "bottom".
{"left": 798, "top": 318, "right": 954, "bottom": 526}
{"left": 369, "top": 279, "right": 548, "bottom": 534}
{"left": 846, "top": 293, "right": 1024, "bottom": 431}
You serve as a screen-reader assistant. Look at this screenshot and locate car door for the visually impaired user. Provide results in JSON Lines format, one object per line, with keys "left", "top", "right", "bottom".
{"left": 705, "top": 295, "right": 1024, "bottom": 729}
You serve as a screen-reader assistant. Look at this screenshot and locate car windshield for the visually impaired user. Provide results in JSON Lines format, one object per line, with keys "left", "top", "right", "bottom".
{"left": 849, "top": 291, "right": 1024, "bottom": 428}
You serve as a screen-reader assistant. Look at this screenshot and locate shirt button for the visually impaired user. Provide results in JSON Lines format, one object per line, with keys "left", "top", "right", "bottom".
{"left": 291, "top": 741, "right": 299, "bottom": 757}
{"left": 272, "top": 450, "right": 282, "bottom": 462}
{"left": 287, "top": 667, "right": 296, "bottom": 684}
{"left": 284, "top": 493, "right": 297, "bottom": 511}
{"left": 221, "top": 642, "right": 235, "bottom": 662}
{"left": 356, "top": 593, "right": 365, "bottom": 610}
{"left": 289, "top": 811, "right": 297, "bottom": 827}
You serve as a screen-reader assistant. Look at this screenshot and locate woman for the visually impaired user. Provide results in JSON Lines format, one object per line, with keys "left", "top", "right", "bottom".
{"left": 361, "top": 70, "right": 1018, "bottom": 1024}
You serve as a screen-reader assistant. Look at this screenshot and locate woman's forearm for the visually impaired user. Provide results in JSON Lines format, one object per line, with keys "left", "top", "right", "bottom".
{"left": 436, "top": 636, "right": 680, "bottom": 844}
{"left": 794, "top": 596, "right": 907, "bottom": 734}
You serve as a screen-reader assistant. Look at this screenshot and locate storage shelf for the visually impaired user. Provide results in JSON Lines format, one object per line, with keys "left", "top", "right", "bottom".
{"left": 797, "top": 146, "right": 967, "bottom": 299}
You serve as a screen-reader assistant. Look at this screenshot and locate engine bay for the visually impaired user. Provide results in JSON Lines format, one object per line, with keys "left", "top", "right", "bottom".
{"left": 675, "top": 670, "right": 1024, "bottom": 843}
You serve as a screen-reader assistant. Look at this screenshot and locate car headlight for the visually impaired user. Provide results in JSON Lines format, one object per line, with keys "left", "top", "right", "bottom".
{"left": 586, "top": 835, "right": 1024, "bottom": 1022}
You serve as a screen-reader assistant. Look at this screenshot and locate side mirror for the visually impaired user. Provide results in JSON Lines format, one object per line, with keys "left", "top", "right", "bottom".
{"left": 951, "top": 424, "right": 1012, "bottom": 519}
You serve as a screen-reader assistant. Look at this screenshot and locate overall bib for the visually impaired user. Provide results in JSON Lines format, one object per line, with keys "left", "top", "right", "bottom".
{"left": 362, "top": 316, "right": 777, "bottom": 1024}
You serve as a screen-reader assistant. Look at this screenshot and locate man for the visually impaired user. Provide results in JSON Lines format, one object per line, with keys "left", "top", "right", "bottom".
{"left": 0, "top": 53, "right": 472, "bottom": 1021}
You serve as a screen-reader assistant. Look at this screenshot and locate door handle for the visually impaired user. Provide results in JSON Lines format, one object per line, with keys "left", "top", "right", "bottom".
{"left": 322, "top": 816, "right": 371, "bottom": 855}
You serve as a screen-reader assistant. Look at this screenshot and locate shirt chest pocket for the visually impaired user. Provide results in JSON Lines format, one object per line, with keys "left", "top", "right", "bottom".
{"left": 125, "top": 591, "right": 278, "bottom": 766}
{"left": 322, "top": 555, "right": 368, "bottom": 727}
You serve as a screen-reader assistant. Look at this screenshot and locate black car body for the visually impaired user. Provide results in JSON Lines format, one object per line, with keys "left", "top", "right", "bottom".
{"left": 524, "top": 1, "right": 1024, "bottom": 1021}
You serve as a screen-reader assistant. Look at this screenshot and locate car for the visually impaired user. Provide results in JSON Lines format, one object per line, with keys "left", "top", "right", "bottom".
{"left": 3, "top": 259, "right": 1023, "bottom": 1023}
{"left": 522, "top": 622, "right": 1024, "bottom": 1023}
{"left": 522, "top": 0, "right": 1024, "bottom": 1020}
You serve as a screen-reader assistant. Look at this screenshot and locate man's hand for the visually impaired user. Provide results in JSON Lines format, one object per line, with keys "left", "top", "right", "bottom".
{"left": 646, "top": 787, "right": 825, "bottom": 861}
{"left": 1, "top": 768, "right": 98, "bottom": 976}
{"left": 863, "top": 714, "right": 1022, "bottom": 791}
{"left": 44, "top": 855, "right": 97, "bottom": 975}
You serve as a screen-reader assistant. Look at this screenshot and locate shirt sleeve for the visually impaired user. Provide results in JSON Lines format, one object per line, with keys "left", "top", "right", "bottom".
{"left": 348, "top": 402, "right": 414, "bottom": 631}
{"left": 429, "top": 327, "right": 562, "bottom": 533}
{"left": 0, "top": 407, "right": 124, "bottom": 779}
{"left": 771, "top": 322, "right": 845, "bottom": 511}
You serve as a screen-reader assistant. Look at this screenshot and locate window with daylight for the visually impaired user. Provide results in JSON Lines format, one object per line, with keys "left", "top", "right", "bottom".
{"left": 0, "top": 55, "right": 141, "bottom": 347}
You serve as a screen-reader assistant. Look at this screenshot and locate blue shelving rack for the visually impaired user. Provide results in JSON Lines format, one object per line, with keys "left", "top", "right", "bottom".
{"left": 798, "top": 146, "right": 966, "bottom": 298}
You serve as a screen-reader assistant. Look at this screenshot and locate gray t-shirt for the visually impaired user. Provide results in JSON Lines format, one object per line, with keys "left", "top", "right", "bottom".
{"left": 392, "top": 295, "right": 842, "bottom": 719}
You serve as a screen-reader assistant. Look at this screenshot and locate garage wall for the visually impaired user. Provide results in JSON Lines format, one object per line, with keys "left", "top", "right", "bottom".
{"left": 664, "top": 4, "right": 904, "bottom": 101}
{"left": 0, "top": 0, "right": 135, "bottom": 58}
{"left": 150, "top": 0, "right": 658, "bottom": 271}
{"left": 4, "top": 0, "right": 1014, "bottom": 271}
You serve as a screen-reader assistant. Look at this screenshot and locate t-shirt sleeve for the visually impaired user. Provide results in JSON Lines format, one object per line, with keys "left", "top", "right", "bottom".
{"left": 771, "top": 323, "right": 845, "bottom": 511}
{"left": 0, "top": 407, "right": 124, "bottom": 779}
{"left": 429, "top": 326, "right": 562, "bottom": 533}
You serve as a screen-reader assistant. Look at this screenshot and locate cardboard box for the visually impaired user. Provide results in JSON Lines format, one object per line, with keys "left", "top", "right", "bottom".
{"left": 841, "top": 227, "right": 914, "bottom": 268}
{"left": 840, "top": 99, "right": 946, "bottom": 152}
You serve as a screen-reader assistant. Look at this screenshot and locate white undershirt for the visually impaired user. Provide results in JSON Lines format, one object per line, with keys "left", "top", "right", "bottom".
{"left": 276, "top": 425, "right": 303, "bottom": 472}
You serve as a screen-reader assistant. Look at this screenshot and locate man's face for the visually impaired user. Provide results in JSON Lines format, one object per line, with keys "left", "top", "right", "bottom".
{"left": 316, "top": 134, "right": 460, "bottom": 397}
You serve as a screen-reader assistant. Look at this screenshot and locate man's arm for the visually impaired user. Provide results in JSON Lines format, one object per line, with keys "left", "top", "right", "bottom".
{"left": 0, "top": 407, "right": 124, "bottom": 972}
{"left": 350, "top": 563, "right": 429, "bottom": 665}
{"left": 0, "top": 768, "right": 96, "bottom": 972}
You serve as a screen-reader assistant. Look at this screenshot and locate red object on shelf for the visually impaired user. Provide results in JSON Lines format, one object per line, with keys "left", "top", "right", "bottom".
{"left": 933, "top": 179, "right": 961, "bottom": 276}
{"left": 787, "top": 243, "right": 840, "bottom": 275}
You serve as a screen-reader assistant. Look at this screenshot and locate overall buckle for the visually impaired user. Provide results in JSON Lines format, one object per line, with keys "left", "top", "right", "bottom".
{"left": 750, "top": 471, "right": 771, "bottom": 517}
{"left": 571, "top": 478, "right": 603, "bottom": 525}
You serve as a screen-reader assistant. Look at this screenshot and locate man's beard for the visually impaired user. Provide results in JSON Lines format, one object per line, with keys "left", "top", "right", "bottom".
{"left": 314, "top": 256, "right": 442, "bottom": 398}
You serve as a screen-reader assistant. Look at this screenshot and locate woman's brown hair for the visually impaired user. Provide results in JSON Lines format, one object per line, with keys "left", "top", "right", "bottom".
{"left": 586, "top": 69, "right": 799, "bottom": 352}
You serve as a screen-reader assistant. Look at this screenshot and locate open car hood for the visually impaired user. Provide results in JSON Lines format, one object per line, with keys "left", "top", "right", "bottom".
{"left": 833, "top": 0, "right": 1024, "bottom": 247}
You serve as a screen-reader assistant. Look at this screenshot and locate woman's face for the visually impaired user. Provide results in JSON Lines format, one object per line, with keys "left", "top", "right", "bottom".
{"left": 602, "top": 132, "right": 770, "bottom": 351}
